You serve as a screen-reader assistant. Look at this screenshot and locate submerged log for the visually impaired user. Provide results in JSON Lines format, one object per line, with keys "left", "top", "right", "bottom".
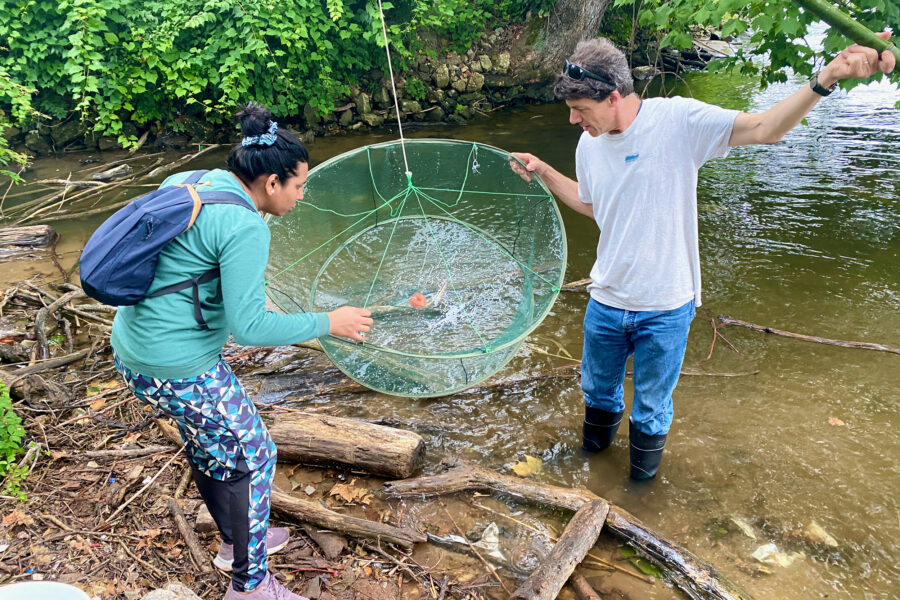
{"left": 269, "top": 489, "right": 425, "bottom": 549}
{"left": 509, "top": 499, "right": 609, "bottom": 600}
{"left": 384, "top": 459, "right": 754, "bottom": 600}
{"left": 267, "top": 412, "right": 425, "bottom": 479}
{"left": 718, "top": 316, "right": 900, "bottom": 355}
{"left": 0, "top": 225, "right": 57, "bottom": 248}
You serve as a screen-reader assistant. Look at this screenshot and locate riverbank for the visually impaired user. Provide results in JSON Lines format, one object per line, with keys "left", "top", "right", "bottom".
{"left": 5, "top": 21, "right": 730, "bottom": 158}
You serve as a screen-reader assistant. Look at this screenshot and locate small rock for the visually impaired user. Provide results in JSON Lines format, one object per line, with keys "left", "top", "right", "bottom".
{"left": 800, "top": 521, "right": 839, "bottom": 548}
{"left": 433, "top": 64, "right": 450, "bottom": 89}
{"left": 750, "top": 543, "right": 804, "bottom": 568}
{"left": 400, "top": 100, "right": 421, "bottom": 114}
{"left": 338, "top": 109, "right": 354, "bottom": 127}
{"left": 373, "top": 87, "right": 391, "bottom": 108}
{"left": 353, "top": 92, "right": 372, "bottom": 115}
{"left": 426, "top": 106, "right": 445, "bottom": 122}
{"left": 471, "top": 61, "right": 483, "bottom": 74}
{"left": 140, "top": 583, "right": 203, "bottom": 600}
{"left": 92, "top": 163, "right": 134, "bottom": 182}
{"left": 300, "top": 130, "right": 316, "bottom": 145}
{"left": 51, "top": 120, "right": 84, "bottom": 146}
{"left": 451, "top": 78, "right": 467, "bottom": 93}
{"left": 466, "top": 72, "right": 485, "bottom": 92}
{"left": 494, "top": 52, "right": 511, "bottom": 74}
{"left": 479, "top": 55, "right": 493, "bottom": 73}
{"left": 195, "top": 504, "right": 216, "bottom": 534}
{"left": 359, "top": 113, "right": 385, "bottom": 127}
{"left": 24, "top": 130, "right": 52, "bottom": 154}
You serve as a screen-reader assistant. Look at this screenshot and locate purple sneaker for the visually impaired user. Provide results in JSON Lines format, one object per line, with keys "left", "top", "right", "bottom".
{"left": 222, "top": 572, "right": 308, "bottom": 600}
{"left": 214, "top": 527, "right": 291, "bottom": 572}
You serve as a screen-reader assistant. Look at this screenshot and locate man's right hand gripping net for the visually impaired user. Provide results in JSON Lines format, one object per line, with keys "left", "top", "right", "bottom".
{"left": 265, "top": 139, "right": 567, "bottom": 398}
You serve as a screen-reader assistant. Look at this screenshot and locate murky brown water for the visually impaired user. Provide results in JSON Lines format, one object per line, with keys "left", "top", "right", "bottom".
{"left": 2, "top": 67, "right": 898, "bottom": 599}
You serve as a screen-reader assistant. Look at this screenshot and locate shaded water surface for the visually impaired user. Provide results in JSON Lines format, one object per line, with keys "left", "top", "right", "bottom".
{"left": 3, "top": 70, "right": 897, "bottom": 599}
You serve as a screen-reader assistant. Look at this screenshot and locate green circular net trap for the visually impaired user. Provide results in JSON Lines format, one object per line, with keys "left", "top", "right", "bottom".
{"left": 265, "top": 139, "right": 567, "bottom": 397}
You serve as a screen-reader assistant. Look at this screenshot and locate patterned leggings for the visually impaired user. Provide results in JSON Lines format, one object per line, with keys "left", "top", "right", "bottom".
{"left": 115, "top": 354, "right": 276, "bottom": 592}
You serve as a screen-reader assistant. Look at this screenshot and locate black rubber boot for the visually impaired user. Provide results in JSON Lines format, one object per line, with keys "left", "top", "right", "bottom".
{"left": 629, "top": 420, "right": 667, "bottom": 480}
{"left": 582, "top": 407, "right": 624, "bottom": 452}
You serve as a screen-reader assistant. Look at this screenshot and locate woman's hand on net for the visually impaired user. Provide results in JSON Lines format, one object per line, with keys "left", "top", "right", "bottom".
{"left": 328, "top": 306, "right": 373, "bottom": 342}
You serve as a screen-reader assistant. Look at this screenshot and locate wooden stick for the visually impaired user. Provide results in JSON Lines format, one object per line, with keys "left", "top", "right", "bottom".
{"left": 718, "top": 316, "right": 900, "bottom": 355}
{"left": 74, "top": 445, "right": 173, "bottom": 460}
{"left": 33, "top": 289, "right": 85, "bottom": 359}
{"left": 439, "top": 501, "right": 510, "bottom": 594}
{"left": 103, "top": 446, "right": 184, "bottom": 525}
{"left": 509, "top": 499, "right": 609, "bottom": 600}
{"left": 168, "top": 497, "right": 213, "bottom": 573}
{"left": 569, "top": 573, "right": 603, "bottom": 600}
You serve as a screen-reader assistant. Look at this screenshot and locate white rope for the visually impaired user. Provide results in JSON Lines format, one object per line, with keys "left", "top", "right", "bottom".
{"left": 376, "top": 0, "right": 411, "bottom": 179}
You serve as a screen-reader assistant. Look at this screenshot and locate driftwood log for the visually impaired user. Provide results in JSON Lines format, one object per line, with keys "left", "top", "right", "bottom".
{"left": 509, "top": 499, "right": 609, "bottom": 600}
{"left": 384, "top": 459, "right": 754, "bottom": 600}
{"left": 718, "top": 316, "right": 900, "bottom": 355}
{"left": 0, "top": 225, "right": 57, "bottom": 248}
{"left": 267, "top": 412, "right": 425, "bottom": 478}
{"left": 269, "top": 489, "right": 425, "bottom": 549}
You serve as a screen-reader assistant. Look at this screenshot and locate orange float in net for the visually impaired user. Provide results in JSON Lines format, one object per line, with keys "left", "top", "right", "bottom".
{"left": 408, "top": 292, "right": 427, "bottom": 309}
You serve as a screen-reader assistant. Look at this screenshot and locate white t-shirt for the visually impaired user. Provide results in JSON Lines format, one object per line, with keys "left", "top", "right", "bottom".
{"left": 576, "top": 96, "right": 738, "bottom": 311}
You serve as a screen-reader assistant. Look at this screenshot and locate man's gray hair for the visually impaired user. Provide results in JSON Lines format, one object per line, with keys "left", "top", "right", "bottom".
{"left": 554, "top": 38, "right": 634, "bottom": 101}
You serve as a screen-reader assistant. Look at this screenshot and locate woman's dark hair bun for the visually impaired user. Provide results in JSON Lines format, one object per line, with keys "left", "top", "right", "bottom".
{"left": 236, "top": 102, "right": 274, "bottom": 137}
{"left": 227, "top": 102, "right": 308, "bottom": 183}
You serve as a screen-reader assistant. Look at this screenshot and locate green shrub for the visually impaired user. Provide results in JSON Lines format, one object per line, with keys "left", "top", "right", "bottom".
{"left": 0, "top": 0, "right": 528, "bottom": 153}
{"left": 0, "top": 379, "right": 27, "bottom": 498}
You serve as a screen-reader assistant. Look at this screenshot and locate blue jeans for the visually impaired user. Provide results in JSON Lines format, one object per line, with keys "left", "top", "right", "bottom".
{"left": 581, "top": 298, "right": 695, "bottom": 436}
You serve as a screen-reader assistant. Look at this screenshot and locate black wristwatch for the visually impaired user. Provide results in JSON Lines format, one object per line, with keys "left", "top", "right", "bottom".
{"left": 809, "top": 72, "right": 837, "bottom": 97}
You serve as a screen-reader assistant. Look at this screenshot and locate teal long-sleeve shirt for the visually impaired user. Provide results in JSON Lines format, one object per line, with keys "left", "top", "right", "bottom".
{"left": 110, "top": 168, "right": 330, "bottom": 379}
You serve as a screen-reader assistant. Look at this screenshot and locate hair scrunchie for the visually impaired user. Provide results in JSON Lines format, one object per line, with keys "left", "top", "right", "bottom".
{"left": 241, "top": 121, "right": 278, "bottom": 147}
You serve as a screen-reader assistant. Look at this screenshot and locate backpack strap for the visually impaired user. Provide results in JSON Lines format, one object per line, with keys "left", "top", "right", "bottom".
{"left": 145, "top": 188, "right": 258, "bottom": 330}
{"left": 148, "top": 267, "right": 222, "bottom": 330}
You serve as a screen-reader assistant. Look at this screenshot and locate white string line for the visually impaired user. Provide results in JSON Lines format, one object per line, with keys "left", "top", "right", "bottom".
{"left": 376, "top": 0, "right": 411, "bottom": 178}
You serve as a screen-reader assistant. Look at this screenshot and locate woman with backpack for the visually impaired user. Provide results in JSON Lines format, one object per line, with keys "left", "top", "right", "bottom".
{"left": 109, "top": 103, "right": 372, "bottom": 600}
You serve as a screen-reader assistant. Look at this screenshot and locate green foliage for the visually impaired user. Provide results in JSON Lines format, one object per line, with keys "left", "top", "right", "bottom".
{"left": 0, "top": 0, "right": 526, "bottom": 147}
{"left": 612, "top": 0, "right": 900, "bottom": 92}
{"left": 405, "top": 78, "right": 427, "bottom": 101}
{"left": 0, "top": 71, "right": 36, "bottom": 183}
{"left": 0, "top": 379, "right": 27, "bottom": 498}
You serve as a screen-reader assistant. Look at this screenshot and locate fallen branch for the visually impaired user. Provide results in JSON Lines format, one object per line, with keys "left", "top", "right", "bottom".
{"left": 167, "top": 497, "right": 213, "bottom": 573}
{"left": 270, "top": 489, "right": 426, "bottom": 549}
{"left": 146, "top": 144, "right": 221, "bottom": 179}
{"left": 718, "top": 316, "right": 900, "bottom": 355}
{"left": 384, "top": 459, "right": 753, "bottom": 600}
{"left": 34, "top": 289, "right": 86, "bottom": 360}
{"left": 509, "top": 499, "right": 608, "bottom": 600}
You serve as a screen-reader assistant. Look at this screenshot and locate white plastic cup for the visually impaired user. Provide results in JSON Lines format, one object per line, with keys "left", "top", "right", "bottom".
{"left": 0, "top": 581, "right": 90, "bottom": 600}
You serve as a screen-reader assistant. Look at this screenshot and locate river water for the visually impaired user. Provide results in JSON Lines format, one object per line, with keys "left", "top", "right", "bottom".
{"left": 2, "top": 68, "right": 897, "bottom": 599}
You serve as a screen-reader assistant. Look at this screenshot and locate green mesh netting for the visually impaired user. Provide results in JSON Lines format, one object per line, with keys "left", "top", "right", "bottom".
{"left": 264, "top": 139, "right": 567, "bottom": 397}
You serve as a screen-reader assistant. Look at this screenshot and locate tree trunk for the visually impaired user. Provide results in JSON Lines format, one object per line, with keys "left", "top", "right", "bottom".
{"left": 534, "top": 0, "right": 613, "bottom": 71}
{"left": 267, "top": 412, "right": 426, "bottom": 478}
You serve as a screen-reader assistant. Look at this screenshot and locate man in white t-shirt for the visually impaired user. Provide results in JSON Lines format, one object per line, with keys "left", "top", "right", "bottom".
{"left": 511, "top": 35, "right": 894, "bottom": 480}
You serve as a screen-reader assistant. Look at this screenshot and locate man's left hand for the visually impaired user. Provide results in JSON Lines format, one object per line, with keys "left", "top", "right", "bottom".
{"left": 820, "top": 31, "right": 896, "bottom": 87}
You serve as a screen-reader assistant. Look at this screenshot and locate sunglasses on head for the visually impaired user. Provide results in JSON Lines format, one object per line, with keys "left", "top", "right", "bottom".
{"left": 563, "top": 60, "right": 615, "bottom": 87}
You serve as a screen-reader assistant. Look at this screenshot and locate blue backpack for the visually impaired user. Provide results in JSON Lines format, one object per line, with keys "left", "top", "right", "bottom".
{"left": 79, "top": 170, "right": 257, "bottom": 329}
